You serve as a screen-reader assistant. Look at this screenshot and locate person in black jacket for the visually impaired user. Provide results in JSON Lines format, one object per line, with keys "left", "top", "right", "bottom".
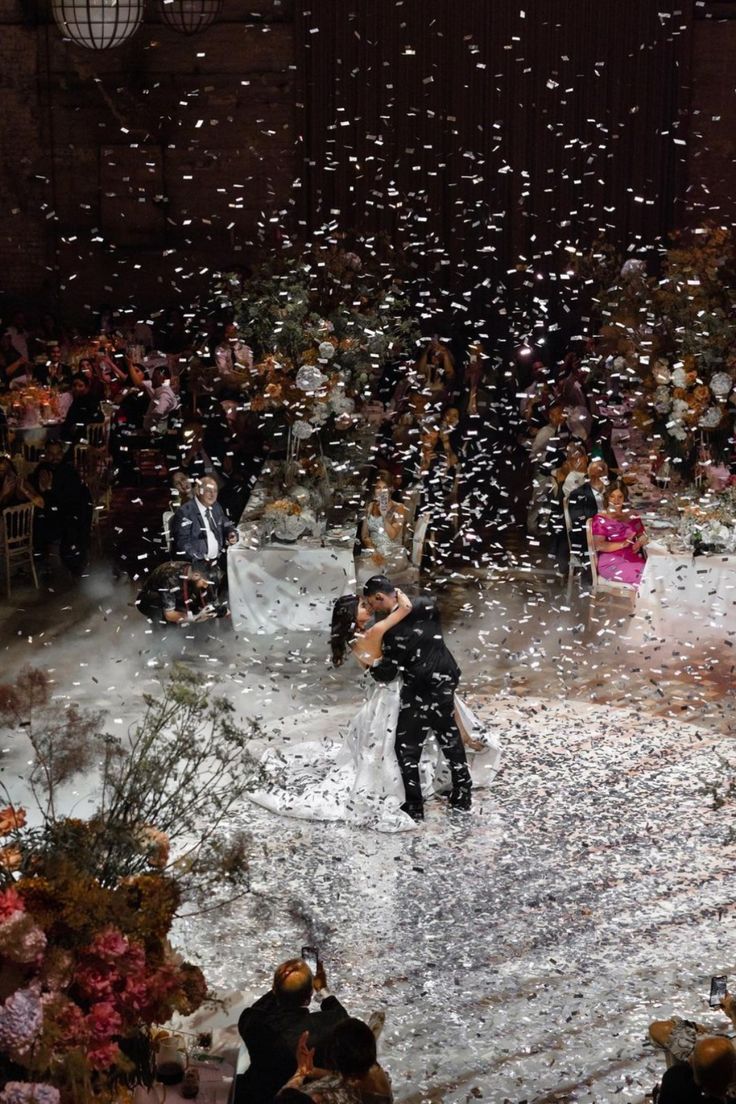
{"left": 236, "top": 957, "right": 349, "bottom": 1104}
{"left": 566, "top": 459, "right": 608, "bottom": 556}
{"left": 363, "top": 575, "right": 472, "bottom": 820}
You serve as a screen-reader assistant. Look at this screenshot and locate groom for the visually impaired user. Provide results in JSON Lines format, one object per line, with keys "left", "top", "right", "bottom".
{"left": 363, "top": 575, "right": 472, "bottom": 820}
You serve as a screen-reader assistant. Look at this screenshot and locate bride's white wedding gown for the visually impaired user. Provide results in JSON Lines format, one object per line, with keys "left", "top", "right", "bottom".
{"left": 247, "top": 676, "right": 501, "bottom": 832}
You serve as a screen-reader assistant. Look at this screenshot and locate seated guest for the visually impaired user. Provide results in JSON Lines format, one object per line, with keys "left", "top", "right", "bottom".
{"left": 31, "top": 442, "right": 92, "bottom": 575}
{"left": 590, "top": 480, "right": 648, "bottom": 586}
{"left": 0, "top": 457, "right": 44, "bottom": 513}
{"left": 358, "top": 471, "right": 410, "bottom": 581}
{"left": 177, "top": 419, "right": 221, "bottom": 482}
{"left": 62, "top": 373, "right": 102, "bottom": 442}
{"left": 237, "top": 957, "right": 349, "bottom": 1104}
{"left": 135, "top": 561, "right": 219, "bottom": 626}
{"left": 170, "top": 470, "right": 193, "bottom": 510}
{"left": 567, "top": 459, "right": 608, "bottom": 555}
{"left": 556, "top": 444, "right": 589, "bottom": 499}
{"left": 278, "top": 1018, "right": 393, "bottom": 1103}
{"left": 172, "top": 475, "right": 238, "bottom": 582}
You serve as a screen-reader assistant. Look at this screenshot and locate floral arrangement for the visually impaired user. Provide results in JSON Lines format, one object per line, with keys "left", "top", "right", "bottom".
{"left": 0, "top": 666, "right": 261, "bottom": 1103}
{"left": 4, "top": 388, "right": 61, "bottom": 429}
{"left": 588, "top": 225, "right": 736, "bottom": 467}
{"left": 677, "top": 486, "right": 736, "bottom": 552}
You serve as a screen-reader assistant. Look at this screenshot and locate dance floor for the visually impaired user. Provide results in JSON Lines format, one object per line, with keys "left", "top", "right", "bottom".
{"left": 2, "top": 569, "right": 735, "bottom": 1102}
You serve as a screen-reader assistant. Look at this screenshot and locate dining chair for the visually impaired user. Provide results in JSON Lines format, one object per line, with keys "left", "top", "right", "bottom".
{"left": 2, "top": 503, "right": 38, "bottom": 598}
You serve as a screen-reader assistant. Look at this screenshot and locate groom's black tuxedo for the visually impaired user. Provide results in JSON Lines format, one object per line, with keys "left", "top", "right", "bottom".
{"left": 371, "top": 596, "right": 471, "bottom": 814}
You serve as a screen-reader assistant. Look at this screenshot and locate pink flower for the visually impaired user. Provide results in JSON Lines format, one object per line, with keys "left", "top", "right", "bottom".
{"left": 0, "top": 886, "right": 24, "bottom": 923}
{"left": 86, "top": 1000, "right": 121, "bottom": 1041}
{"left": 0, "top": 913, "right": 46, "bottom": 964}
{"left": 88, "top": 927, "right": 129, "bottom": 963}
{"left": 86, "top": 1040, "right": 121, "bottom": 1071}
{"left": 120, "top": 972, "right": 150, "bottom": 1014}
{"left": 74, "top": 965, "right": 116, "bottom": 1002}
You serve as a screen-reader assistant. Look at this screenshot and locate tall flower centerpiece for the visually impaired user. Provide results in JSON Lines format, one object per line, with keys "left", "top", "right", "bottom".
{"left": 0, "top": 666, "right": 260, "bottom": 1103}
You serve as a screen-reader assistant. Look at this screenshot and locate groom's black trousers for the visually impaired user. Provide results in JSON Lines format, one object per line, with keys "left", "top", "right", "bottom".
{"left": 395, "top": 678, "right": 472, "bottom": 808}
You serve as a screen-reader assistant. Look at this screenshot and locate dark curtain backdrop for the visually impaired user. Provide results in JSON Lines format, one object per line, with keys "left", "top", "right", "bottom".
{"left": 295, "top": 1, "right": 692, "bottom": 299}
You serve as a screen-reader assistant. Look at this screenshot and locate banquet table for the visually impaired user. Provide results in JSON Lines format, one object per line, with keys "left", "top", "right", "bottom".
{"left": 637, "top": 539, "right": 736, "bottom": 638}
{"left": 227, "top": 536, "right": 356, "bottom": 635}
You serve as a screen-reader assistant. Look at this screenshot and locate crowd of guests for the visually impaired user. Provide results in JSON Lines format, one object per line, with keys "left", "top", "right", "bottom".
{"left": 236, "top": 953, "right": 392, "bottom": 1104}
{"left": 1, "top": 301, "right": 654, "bottom": 598}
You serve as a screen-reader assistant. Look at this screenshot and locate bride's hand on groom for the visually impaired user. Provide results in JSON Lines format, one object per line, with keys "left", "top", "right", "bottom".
{"left": 396, "top": 589, "right": 412, "bottom": 612}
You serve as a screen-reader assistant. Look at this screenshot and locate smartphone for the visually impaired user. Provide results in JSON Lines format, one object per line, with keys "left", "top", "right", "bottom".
{"left": 301, "top": 945, "right": 319, "bottom": 974}
{"left": 709, "top": 975, "right": 728, "bottom": 1008}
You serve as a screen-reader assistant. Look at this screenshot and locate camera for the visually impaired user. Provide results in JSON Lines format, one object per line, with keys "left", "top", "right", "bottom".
{"left": 213, "top": 603, "right": 229, "bottom": 619}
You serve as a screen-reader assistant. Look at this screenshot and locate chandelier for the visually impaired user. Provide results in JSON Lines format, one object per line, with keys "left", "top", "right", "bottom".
{"left": 159, "top": 0, "right": 222, "bottom": 34}
{"left": 51, "top": 0, "right": 144, "bottom": 49}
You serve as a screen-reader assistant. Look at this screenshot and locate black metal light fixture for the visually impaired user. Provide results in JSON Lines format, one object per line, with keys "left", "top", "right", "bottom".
{"left": 159, "top": 0, "right": 222, "bottom": 34}
{"left": 51, "top": 0, "right": 144, "bottom": 49}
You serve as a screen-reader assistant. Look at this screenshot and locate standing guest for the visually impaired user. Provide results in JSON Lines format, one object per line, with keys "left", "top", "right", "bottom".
{"left": 172, "top": 475, "right": 238, "bottom": 582}
{"left": 31, "top": 442, "right": 92, "bottom": 575}
{"left": 135, "top": 561, "right": 219, "bottom": 626}
{"left": 567, "top": 459, "right": 608, "bottom": 556}
{"left": 62, "top": 374, "right": 102, "bottom": 443}
{"left": 0, "top": 457, "right": 43, "bottom": 513}
{"left": 34, "top": 344, "right": 70, "bottom": 389}
{"left": 129, "top": 362, "right": 179, "bottom": 433}
{"left": 237, "top": 957, "right": 349, "bottom": 1104}
{"left": 5, "top": 311, "right": 30, "bottom": 361}
{"left": 415, "top": 335, "right": 455, "bottom": 413}
{"left": 590, "top": 480, "right": 648, "bottom": 586}
{"left": 214, "top": 322, "right": 255, "bottom": 395}
{"left": 0, "top": 330, "right": 31, "bottom": 387}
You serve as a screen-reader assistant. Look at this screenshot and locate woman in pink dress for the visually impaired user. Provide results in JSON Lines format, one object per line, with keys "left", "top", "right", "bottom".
{"left": 590, "top": 481, "right": 648, "bottom": 586}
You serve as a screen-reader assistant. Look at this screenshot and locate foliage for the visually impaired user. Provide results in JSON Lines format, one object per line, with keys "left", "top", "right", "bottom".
{"left": 0, "top": 666, "right": 263, "bottom": 1102}
{"left": 590, "top": 226, "right": 736, "bottom": 465}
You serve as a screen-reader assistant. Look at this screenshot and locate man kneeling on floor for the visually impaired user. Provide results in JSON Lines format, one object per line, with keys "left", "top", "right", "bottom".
{"left": 135, "top": 560, "right": 227, "bottom": 626}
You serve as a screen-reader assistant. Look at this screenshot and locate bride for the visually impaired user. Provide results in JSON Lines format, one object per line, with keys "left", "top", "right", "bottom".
{"left": 247, "top": 591, "right": 501, "bottom": 832}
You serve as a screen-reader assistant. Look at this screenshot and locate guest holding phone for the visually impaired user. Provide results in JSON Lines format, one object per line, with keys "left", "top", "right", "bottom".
{"left": 358, "top": 471, "right": 410, "bottom": 580}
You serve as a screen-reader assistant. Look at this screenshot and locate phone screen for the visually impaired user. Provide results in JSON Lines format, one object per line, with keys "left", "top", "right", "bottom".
{"left": 301, "top": 945, "right": 318, "bottom": 974}
{"left": 709, "top": 975, "right": 728, "bottom": 1008}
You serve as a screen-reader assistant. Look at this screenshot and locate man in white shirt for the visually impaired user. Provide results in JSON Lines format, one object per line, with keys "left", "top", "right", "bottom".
{"left": 172, "top": 475, "right": 238, "bottom": 585}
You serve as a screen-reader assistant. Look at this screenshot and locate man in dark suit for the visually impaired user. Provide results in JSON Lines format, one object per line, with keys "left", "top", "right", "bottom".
{"left": 236, "top": 957, "right": 349, "bottom": 1104}
{"left": 566, "top": 459, "right": 608, "bottom": 556}
{"left": 172, "top": 474, "right": 238, "bottom": 582}
{"left": 363, "top": 574, "right": 472, "bottom": 820}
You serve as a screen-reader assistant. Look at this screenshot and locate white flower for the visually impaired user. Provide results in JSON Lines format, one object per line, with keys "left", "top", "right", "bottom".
{"left": 329, "top": 391, "right": 355, "bottom": 417}
{"left": 668, "top": 423, "right": 688, "bottom": 441}
{"left": 653, "top": 386, "right": 672, "bottom": 413}
{"left": 292, "top": 419, "right": 315, "bottom": 440}
{"left": 318, "top": 341, "right": 336, "bottom": 360}
{"left": 710, "top": 371, "right": 733, "bottom": 397}
{"left": 295, "top": 365, "right": 326, "bottom": 392}
{"left": 671, "top": 399, "right": 689, "bottom": 420}
{"left": 309, "top": 405, "right": 329, "bottom": 427}
{"left": 699, "top": 406, "right": 723, "bottom": 429}
{"left": 671, "top": 366, "right": 688, "bottom": 388}
{"left": 621, "top": 258, "right": 645, "bottom": 278}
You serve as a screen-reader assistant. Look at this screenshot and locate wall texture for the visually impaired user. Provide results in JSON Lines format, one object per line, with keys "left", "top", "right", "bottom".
{"left": 0, "top": 0, "right": 296, "bottom": 321}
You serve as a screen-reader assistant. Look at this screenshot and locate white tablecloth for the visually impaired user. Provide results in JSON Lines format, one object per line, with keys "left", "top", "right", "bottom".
{"left": 228, "top": 541, "right": 355, "bottom": 635}
{"left": 638, "top": 541, "right": 736, "bottom": 637}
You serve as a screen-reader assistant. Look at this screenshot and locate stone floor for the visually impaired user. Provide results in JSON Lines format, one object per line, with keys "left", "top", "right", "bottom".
{"left": 1, "top": 554, "right": 735, "bottom": 1102}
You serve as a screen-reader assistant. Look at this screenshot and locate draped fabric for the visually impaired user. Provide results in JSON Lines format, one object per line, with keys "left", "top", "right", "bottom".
{"left": 295, "top": 2, "right": 692, "bottom": 285}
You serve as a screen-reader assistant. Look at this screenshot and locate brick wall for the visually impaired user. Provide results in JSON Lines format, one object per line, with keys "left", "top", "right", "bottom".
{"left": 0, "top": 0, "right": 295, "bottom": 323}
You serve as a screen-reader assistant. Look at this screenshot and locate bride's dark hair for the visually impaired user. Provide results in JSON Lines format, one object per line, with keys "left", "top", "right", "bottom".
{"left": 331, "top": 594, "right": 358, "bottom": 666}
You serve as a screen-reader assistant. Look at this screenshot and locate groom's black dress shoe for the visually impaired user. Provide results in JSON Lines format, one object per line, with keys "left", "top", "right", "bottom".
{"left": 448, "top": 789, "right": 472, "bottom": 811}
{"left": 400, "top": 802, "right": 424, "bottom": 822}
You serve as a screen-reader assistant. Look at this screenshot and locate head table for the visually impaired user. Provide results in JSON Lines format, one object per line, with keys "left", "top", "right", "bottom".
{"left": 637, "top": 539, "right": 736, "bottom": 640}
{"left": 227, "top": 465, "right": 357, "bottom": 636}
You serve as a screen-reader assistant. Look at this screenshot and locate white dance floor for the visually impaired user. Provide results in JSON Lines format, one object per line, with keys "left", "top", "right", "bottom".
{"left": 175, "top": 694, "right": 736, "bottom": 1103}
